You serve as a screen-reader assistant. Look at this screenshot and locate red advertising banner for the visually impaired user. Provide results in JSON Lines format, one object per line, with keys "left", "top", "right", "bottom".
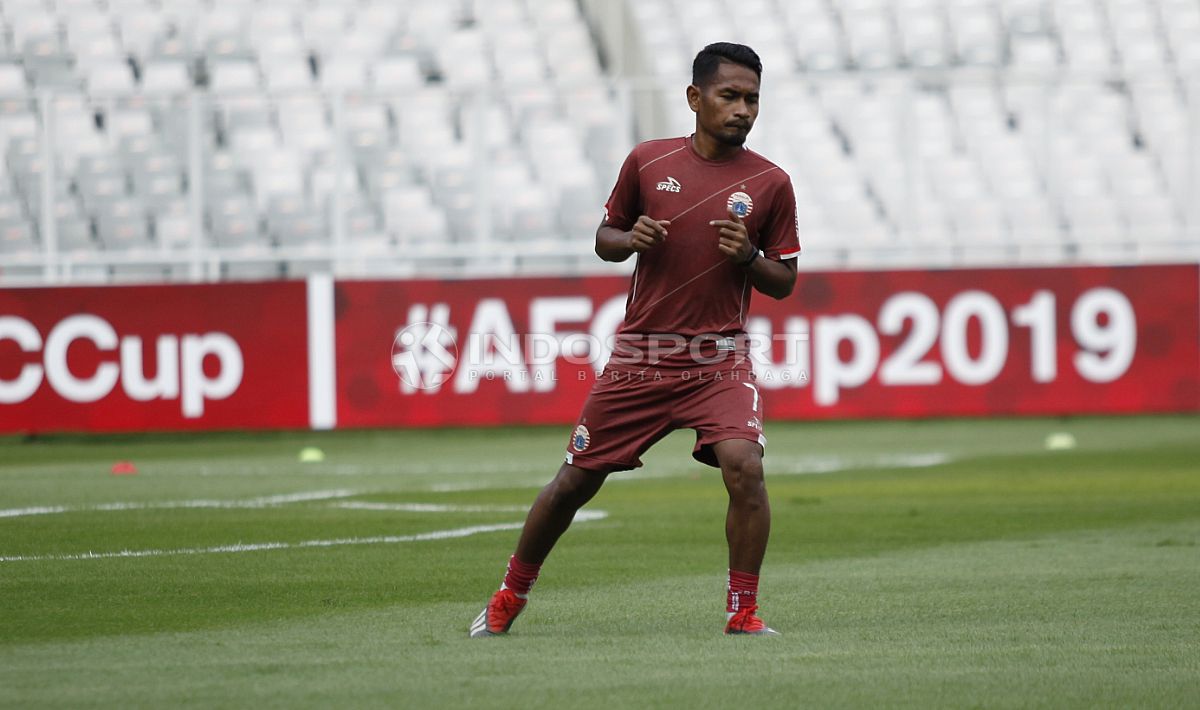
{"left": 3, "top": 265, "right": 1195, "bottom": 434}
{"left": 334, "top": 277, "right": 630, "bottom": 428}
{"left": 335, "top": 264, "right": 1199, "bottom": 427}
{"left": 0, "top": 282, "right": 309, "bottom": 433}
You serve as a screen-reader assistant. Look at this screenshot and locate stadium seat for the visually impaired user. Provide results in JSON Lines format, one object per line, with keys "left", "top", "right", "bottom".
{"left": 139, "top": 61, "right": 191, "bottom": 95}
{"left": 119, "top": 9, "right": 168, "bottom": 59}
{"left": 267, "top": 194, "right": 327, "bottom": 246}
{"left": 263, "top": 59, "right": 313, "bottom": 93}
{"left": 95, "top": 196, "right": 151, "bottom": 249}
{"left": 208, "top": 195, "right": 259, "bottom": 247}
{"left": 371, "top": 57, "right": 422, "bottom": 92}
{"left": 86, "top": 61, "right": 136, "bottom": 96}
{"left": 319, "top": 58, "right": 368, "bottom": 92}
{"left": 152, "top": 199, "right": 194, "bottom": 249}
{"left": 0, "top": 216, "right": 36, "bottom": 253}
{"left": 208, "top": 60, "right": 259, "bottom": 94}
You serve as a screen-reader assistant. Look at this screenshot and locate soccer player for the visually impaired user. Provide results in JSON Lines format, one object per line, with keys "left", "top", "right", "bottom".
{"left": 470, "top": 42, "right": 800, "bottom": 637}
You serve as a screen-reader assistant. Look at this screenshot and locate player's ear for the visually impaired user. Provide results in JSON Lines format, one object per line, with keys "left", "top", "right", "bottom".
{"left": 686, "top": 84, "right": 700, "bottom": 113}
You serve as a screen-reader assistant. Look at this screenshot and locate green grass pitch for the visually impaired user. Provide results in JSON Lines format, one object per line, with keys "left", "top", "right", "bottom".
{"left": 2, "top": 415, "right": 1198, "bottom": 708}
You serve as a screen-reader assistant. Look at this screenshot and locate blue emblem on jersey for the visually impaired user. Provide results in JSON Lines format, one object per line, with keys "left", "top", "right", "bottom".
{"left": 726, "top": 191, "right": 754, "bottom": 218}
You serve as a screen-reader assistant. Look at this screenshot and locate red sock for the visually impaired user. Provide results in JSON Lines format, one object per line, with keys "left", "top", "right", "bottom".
{"left": 502, "top": 555, "right": 541, "bottom": 598}
{"left": 727, "top": 569, "right": 759, "bottom": 613}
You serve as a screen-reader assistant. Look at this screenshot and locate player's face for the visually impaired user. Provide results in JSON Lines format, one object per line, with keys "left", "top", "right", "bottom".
{"left": 689, "top": 61, "right": 760, "bottom": 147}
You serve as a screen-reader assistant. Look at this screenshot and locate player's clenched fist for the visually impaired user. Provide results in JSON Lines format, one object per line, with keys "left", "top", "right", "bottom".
{"left": 628, "top": 215, "right": 670, "bottom": 252}
{"left": 711, "top": 206, "right": 754, "bottom": 264}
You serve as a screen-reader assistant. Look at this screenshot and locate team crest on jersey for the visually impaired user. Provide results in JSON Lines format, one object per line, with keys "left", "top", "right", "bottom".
{"left": 727, "top": 191, "right": 754, "bottom": 217}
{"left": 572, "top": 425, "right": 591, "bottom": 452}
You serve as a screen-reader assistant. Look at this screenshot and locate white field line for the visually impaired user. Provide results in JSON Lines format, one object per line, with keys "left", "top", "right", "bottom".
{"left": 771, "top": 452, "right": 954, "bottom": 475}
{"left": 0, "top": 489, "right": 360, "bottom": 519}
{"left": 427, "top": 480, "right": 547, "bottom": 492}
{"left": 11, "top": 452, "right": 955, "bottom": 482}
{"left": 332, "top": 501, "right": 530, "bottom": 513}
{"left": 435, "top": 452, "right": 954, "bottom": 489}
{"left": 0, "top": 505, "right": 70, "bottom": 517}
{"left": 7, "top": 461, "right": 540, "bottom": 478}
{"left": 162, "top": 462, "right": 543, "bottom": 477}
{"left": 608, "top": 453, "right": 955, "bottom": 481}
{"left": 0, "top": 510, "right": 607, "bottom": 563}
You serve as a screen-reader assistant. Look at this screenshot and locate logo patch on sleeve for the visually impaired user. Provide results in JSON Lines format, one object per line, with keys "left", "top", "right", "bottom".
{"left": 572, "top": 425, "right": 591, "bottom": 452}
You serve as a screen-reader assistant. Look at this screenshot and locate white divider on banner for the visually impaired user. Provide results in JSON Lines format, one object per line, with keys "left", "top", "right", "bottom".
{"left": 306, "top": 274, "right": 337, "bottom": 430}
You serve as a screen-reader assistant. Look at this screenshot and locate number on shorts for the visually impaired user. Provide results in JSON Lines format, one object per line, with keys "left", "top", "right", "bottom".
{"left": 743, "top": 382, "right": 760, "bottom": 413}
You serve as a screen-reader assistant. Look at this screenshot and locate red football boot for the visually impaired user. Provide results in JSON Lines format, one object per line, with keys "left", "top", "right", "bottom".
{"left": 469, "top": 587, "right": 528, "bottom": 637}
{"left": 724, "top": 605, "right": 780, "bottom": 636}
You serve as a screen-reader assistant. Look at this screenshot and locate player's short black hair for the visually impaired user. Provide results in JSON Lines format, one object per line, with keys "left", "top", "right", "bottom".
{"left": 692, "top": 42, "right": 762, "bottom": 86}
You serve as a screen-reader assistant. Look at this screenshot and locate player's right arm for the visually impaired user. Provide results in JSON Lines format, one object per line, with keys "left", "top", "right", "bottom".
{"left": 595, "top": 147, "right": 671, "bottom": 262}
{"left": 595, "top": 216, "right": 670, "bottom": 262}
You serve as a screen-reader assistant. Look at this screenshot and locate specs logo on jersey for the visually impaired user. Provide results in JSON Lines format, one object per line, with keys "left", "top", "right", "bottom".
{"left": 656, "top": 176, "right": 682, "bottom": 193}
{"left": 727, "top": 191, "right": 754, "bottom": 218}
{"left": 572, "top": 425, "right": 591, "bottom": 452}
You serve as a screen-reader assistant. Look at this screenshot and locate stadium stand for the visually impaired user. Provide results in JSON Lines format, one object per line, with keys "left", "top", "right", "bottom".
{"left": 617, "top": 0, "right": 1200, "bottom": 267}
{"left": 0, "top": 0, "right": 1196, "bottom": 282}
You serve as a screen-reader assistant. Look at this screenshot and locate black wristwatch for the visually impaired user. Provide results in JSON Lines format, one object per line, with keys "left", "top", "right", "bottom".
{"left": 739, "top": 249, "right": 760, "bottom": 268}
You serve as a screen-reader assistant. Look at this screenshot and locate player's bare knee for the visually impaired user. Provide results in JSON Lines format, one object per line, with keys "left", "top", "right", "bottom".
{"left": 546, "top": 465, "right": 604, "bottom": 512}
{"left": 722, "top": 453, "right": 766, "bottom": 503}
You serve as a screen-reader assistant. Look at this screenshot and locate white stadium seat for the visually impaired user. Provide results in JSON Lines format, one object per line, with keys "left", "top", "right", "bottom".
{"left": 208, "top": 60, "right": 259, "bottom": 94}
{"left": 139, "top": 61, "right": 190, "bottom": 95}
{"left": 372, "top": 57, "right": 423, "bottom": 92}
{"left": 86, "top": 61, "right": 136, "bottom": 96}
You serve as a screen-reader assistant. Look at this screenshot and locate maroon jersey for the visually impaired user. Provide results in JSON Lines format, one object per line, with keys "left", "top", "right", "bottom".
{"left": 602, "top": 136, "right": 801, "bottom": 373}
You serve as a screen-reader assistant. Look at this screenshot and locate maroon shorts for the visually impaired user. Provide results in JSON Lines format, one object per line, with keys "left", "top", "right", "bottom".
{"left": 564, "top": 367, "right": 766, "bottom": 473}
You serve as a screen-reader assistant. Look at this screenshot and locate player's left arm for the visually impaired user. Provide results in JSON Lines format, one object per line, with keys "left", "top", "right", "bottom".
{"left": 711, "top": 179, "right": 802, "bottom": 299}
{"left": 741, "top": 239, "right": 797, "bottom": 299}
{"left": 711, "top": 211, "right": 797, "bottom": 300}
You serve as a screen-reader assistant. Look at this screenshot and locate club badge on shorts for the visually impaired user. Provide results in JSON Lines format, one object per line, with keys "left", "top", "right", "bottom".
{"left": 572, "top": 425, "right": 591, "bottom": 452}
{"left": 727, "top": 191, "right": 754, "bottom": 218}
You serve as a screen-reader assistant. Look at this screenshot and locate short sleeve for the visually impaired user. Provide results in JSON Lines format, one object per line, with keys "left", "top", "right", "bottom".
{"left": 602, "top": 149, "right": 641, "bottom": 231}
{"left": 760, "top": 177, "right": 802, "bottom": 261}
